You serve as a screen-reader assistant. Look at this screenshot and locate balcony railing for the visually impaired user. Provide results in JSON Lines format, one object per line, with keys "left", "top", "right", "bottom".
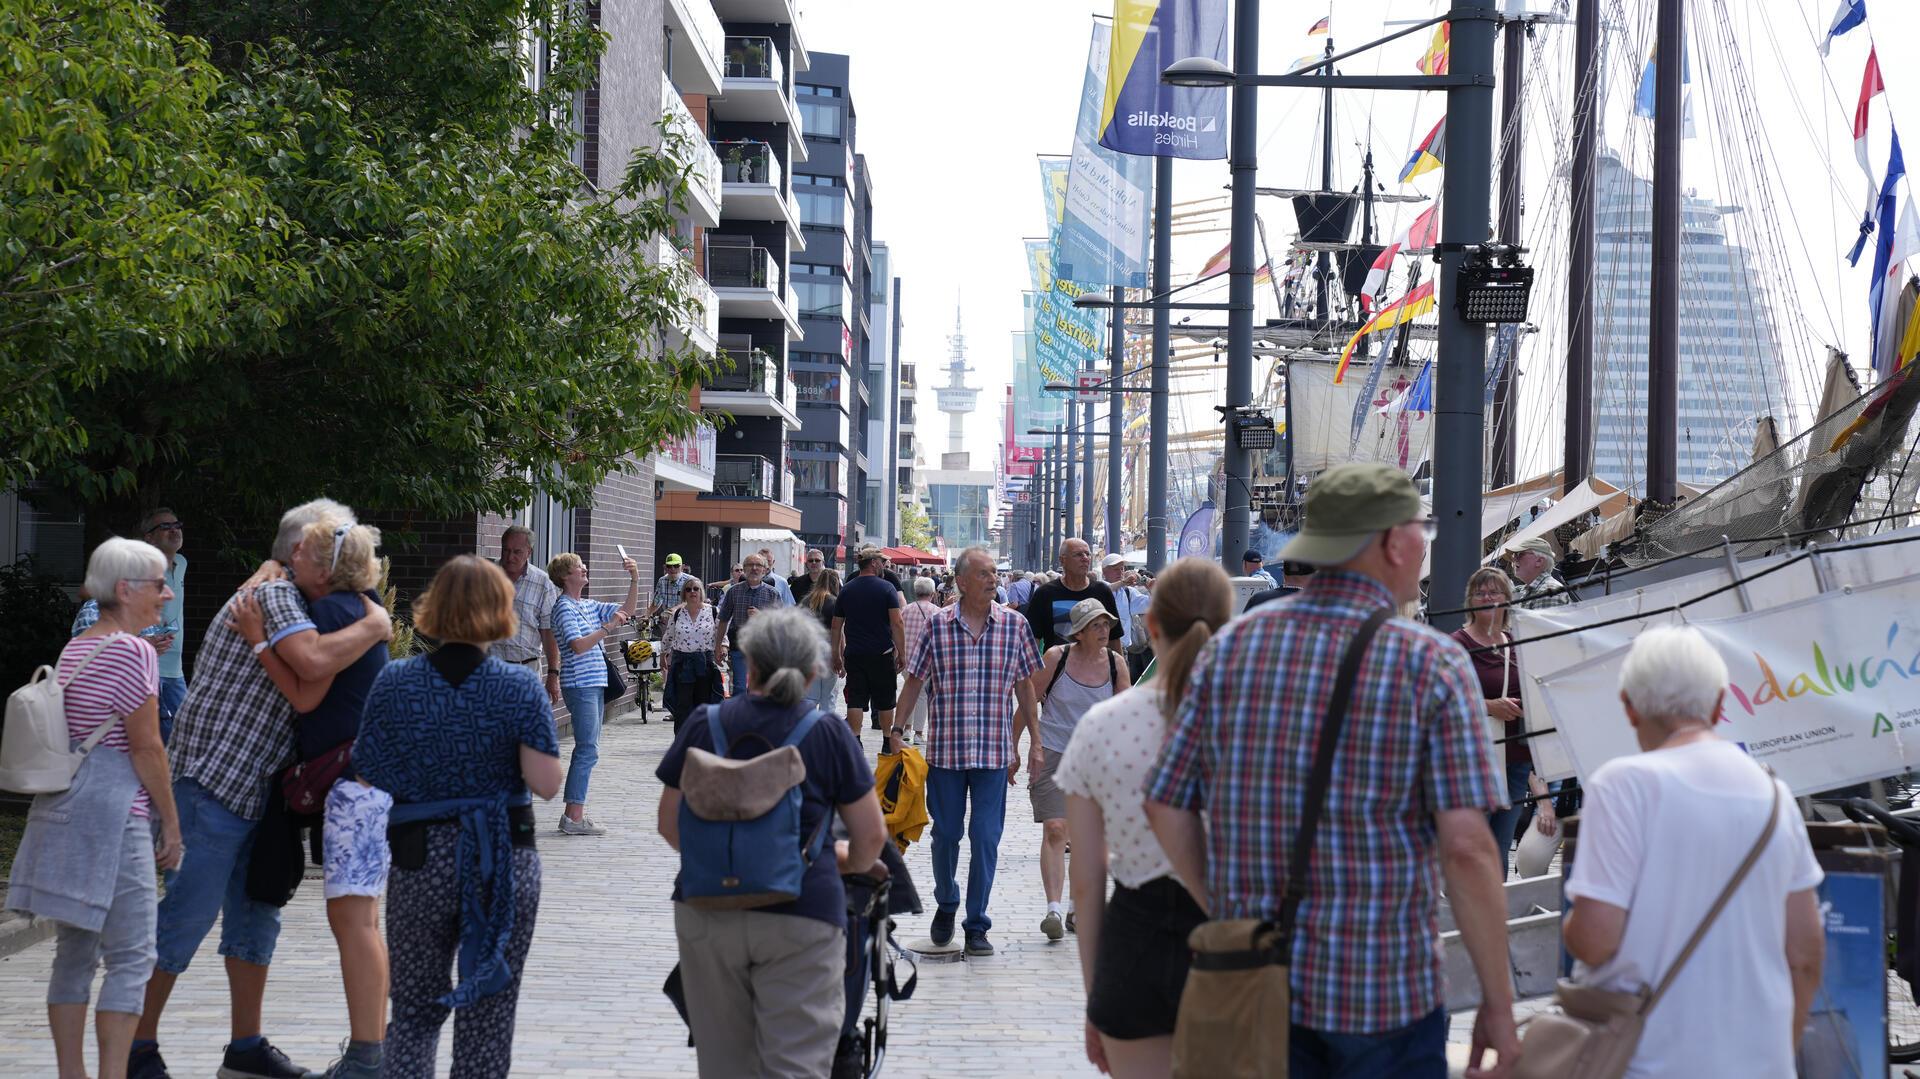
{"left": 658, "top": 423, "right": 718, "bottom": 479}
{"left": 712, "top": 139, "right": 782, "bottom": 191}
{"left": 723, "top": 35, "right": 784, "bottom": 87}
{"left": 707, "top": 244, "right": 780, "bottom": 290}
{"left": 671, "top": 0, "right": 725, "bottom": 82}
{"left": 712, "top": 454, "right": 777, "bottom": 500}
{"left": 659, "top": 239, "right": 718, "bottom": 344}
{"left": 663, "top": 75, "right": 721, "bottom": 211}
{"left": 710, "top": 345, "right": 778, "bottom": 394}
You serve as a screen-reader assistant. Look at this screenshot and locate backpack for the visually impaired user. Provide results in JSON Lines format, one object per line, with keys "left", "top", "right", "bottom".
{"left": 0, "top": 633, "right": 132, "bottom": 795}
{"left": 676, "top": 698, "right": 831, "bottom": 910}
{"left": 1043, "top": 646, "right": 1119, "bottom": 700}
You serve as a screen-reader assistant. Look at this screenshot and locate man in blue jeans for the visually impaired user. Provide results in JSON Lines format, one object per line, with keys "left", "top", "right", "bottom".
{"left": 130, "top": 499, "right": 392, "bottom": 1079}
{"left": 893, "top": 546, "right": 1042, "bottom": 958}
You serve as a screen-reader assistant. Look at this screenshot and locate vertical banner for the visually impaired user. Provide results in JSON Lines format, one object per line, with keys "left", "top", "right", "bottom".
{"left": 1177, "top": 501, "right": 1216, "bottom": 559}
{"left": 1012, "top": 304, "right": 1063, "bottom": 448}
{"left": 1056, "top": 22, "right": 1154, "bottom": 287}
{"left": 1030, "top": 157, "right": 1106, "bottom": 390}
{"left": 1099, "top": 0, "right": 1229, "bottom": 159}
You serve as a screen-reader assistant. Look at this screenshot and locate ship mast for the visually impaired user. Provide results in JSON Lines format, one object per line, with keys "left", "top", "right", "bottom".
{"left": 1566, "top": 0, "right": 1597, "bottom": 492}
{"left": 1647, "top": 0, "right": 1682, "bottom": 506}
{"left": 1492, "top": 16, "right": 1526, "bottom": 487}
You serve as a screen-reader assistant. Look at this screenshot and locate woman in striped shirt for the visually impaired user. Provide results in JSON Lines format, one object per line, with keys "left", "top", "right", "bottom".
{"left": 7, "top": 537, "right": 182, "bottom": 1079}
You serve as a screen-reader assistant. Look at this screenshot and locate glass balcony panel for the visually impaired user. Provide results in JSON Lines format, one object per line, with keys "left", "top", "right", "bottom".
{"left": 707, "top": 245, "right": 778, "bottom": 290}
{"left": 711, "top": 454, "right": 777, "bottom": 499}
{"left": 713, "top": 139, "right": 783, "bottom": 191}
{"left": 723, "top": 35, "right": 784, "bottom": 87}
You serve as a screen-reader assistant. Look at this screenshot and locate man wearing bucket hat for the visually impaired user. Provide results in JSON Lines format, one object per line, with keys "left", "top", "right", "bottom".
{"left": 1507, "top": 536, "right": 1571, "bottom": 610}
{"left": 1144, "top": 463, "right": 1520, "bottom": 1078}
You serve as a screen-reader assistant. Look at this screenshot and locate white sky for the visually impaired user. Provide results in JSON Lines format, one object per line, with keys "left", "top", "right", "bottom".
{"left": 798, "top": 0, "right": 1920, "bottom": 486}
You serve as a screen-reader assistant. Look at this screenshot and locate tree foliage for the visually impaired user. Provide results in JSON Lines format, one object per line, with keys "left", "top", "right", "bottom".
{"left": 3, "top": 0, "right": 713, "bottom": 546}
{"left": 898, "top": 498, "right": 934, "bottom": 550}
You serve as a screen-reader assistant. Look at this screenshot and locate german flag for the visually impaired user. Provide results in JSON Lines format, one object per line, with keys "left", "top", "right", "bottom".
{"left": 1399, "top": 115, "right": 1446, "bottom": 183}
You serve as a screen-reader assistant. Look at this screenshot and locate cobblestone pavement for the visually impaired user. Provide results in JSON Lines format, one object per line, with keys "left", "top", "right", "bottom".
{"left": 0, "top": 706, "right": 1880, "bottom": 1076}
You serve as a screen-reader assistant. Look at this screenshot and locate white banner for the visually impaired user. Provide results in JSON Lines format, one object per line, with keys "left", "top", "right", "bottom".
{"left": 1529, "top": 572, "right": 1920, "bottom": 795}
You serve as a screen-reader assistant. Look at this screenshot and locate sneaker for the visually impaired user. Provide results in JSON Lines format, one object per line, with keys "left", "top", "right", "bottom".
{"left": 1040, "top": 910, "right": 1064, "bottom": 941}
{"left": 128, "top": 1046, "right": 171, "bottom": 1079}
{"left": 964, "top": 930, "right": 995, "bottom": 957}
{"left": 1066, "top": 911, "right": 1077, "bottom": 934}
{"left": 218, "top": 1038, "right": 319, "bottom": 1079}
{"left": 930, "top": 908, "right": 955, "bottom": 946}
{"left": 557, "top": 815, "right": 607, "bottom": 836}
{"left": 831, "top": 1033, "right": 865, "bottom": 1079}
{"left": 318, "top": 1041, "right": 381, "bottom": 1079}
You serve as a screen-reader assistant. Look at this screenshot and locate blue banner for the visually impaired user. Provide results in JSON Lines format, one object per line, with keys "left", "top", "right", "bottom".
{"left": 1056, "top": 22, "right": 1154, "bottom": 287}
{"left": 1032, "top": 157, "right": 1107, "bottom": 390}
{"left": 1098, "top": 0, "right": 1228, "bottom": 159}
{"left": 1013, "top": 296, "right": 1064, "bottom": 448}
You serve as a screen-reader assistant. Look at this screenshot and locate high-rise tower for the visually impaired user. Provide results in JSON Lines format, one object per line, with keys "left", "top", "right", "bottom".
{"left": 936, "top": 304, "right": 980, "bottom": 464}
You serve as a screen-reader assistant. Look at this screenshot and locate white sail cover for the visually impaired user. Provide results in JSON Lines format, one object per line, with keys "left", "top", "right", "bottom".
{"left": 1287, "top": 357, "right": 1433, "bottom": 474}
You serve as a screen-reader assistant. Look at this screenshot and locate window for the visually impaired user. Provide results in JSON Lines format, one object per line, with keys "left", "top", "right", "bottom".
{"left": 794, "top": 458, "right": 841, "bottom": 492}
{"left": 793, "top": 370, "right": 843, "bottom": 405}
{"left": 795, "top": 279, "right": 845, "bottom": 319}
{"left": 791, "top": 262, "right": 841, "bottom": 278}
{"left": 795, "top": 173, "right": 842, "bottom": 188}
{"left": 797, "top": 189, "right": 845, "bottom": 227}
{"left": 798, "top": 100, "right": 842, "bottom": 141}
{"left": 2, "top": 486, "right": 86, "bottom": 585}
{"left": 796, "top": 83, "right": 842, "bottom": 98}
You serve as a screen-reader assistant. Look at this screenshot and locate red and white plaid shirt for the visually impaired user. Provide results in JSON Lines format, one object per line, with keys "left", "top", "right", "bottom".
{"left": 899, "top": 599, "right": 938, "bottom": 661}
{"left": 906, "top": 603, "right": 1041, "bottom": 771}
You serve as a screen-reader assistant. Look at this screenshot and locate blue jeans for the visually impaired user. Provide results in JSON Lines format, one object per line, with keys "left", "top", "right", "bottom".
{"left": 1289, "top": 1007, "right": 1448, "bottom": 1079}
{"left": 156, "top": 675, "right": 186, "bottom": 745}
{"left": 925, "top": 766, "right": 1007, "bottom": 934}
{"left": 1485, "top": 761, "right": 1533, "bottom": 879}
{"left": 729, "top": 648, "right": 747, "bottom": 697}
{"left": 561, "top": 687, "right": 605, "bottom": 807}
{"left": 152, "top": 779, "right": 282, "bottom": 973}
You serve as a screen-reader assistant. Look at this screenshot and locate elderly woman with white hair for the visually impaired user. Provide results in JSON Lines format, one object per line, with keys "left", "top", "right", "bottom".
{"left": 898, "top": 576, "right": 939, "bottom": 744}
{"left": 655, "top": 607, "right": 887, "bottom": 1078}
{"left": 1558, "top": 625, "right": 1824, "bottom": 1076}
{"left": 7, "top": 538, "right": 183, "bottom": 1079}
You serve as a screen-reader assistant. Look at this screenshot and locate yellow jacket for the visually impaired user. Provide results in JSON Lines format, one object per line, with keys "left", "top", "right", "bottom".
{"left": 874, "top": 745, "right": 930, "bottom": 852}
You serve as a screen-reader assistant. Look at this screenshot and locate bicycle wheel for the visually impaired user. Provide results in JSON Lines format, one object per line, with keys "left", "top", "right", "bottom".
{"left": 1891, "top": 950, "right": 1920, "bottom": 1062}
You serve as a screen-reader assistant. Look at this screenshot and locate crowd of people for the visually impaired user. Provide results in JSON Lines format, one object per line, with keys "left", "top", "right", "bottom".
{"left": 4, "top": 462, "right": 1831, "bottom": 1079}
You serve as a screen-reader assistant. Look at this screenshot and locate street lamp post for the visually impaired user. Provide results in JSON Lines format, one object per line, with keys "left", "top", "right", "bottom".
{"left": 1149, "top": 155, "right": 1173, "bottom": 572}
{"left": 1108, "top": 285, "right": 1124, "bottom": 558}
{"left": 1081, "top": 357, "right": 1095, "bottom": 545}
{"left": 1220, "top": 0, "right": 1259, "bottom": 579}
{"left": 1064, "top": 392, "right": 1079, "bottom": 543}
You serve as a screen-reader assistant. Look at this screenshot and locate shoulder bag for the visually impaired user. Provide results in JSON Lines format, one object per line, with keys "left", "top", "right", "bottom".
{"left": 1512, "top": 778, "right": 1783, "bottom": 1079}
{"left": 1170, "top": 607, "right": 1393, "bottom": 1079}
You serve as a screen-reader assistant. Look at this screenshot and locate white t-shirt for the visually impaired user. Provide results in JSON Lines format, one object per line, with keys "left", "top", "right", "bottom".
{"left": 1565, "top": 738, "right": 1822, "bottom": 1078}
{"left": 1053, "top": 684, "right": 1177, "bottom": 889}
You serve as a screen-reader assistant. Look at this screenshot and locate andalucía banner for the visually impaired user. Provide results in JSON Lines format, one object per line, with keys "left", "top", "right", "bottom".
{"left": 1057, "top": 21, "right": 1154, "bottom": 286}
{"left": 1098, "top": 0, "right": 1229, "bottom": 160}
{"left": 1530, "top": 573, "right": 1920, "bottom": 795}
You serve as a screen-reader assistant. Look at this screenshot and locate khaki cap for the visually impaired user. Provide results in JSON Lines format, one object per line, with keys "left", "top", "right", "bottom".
{"left": 855, "top": 544, "right": 886, "bottom": 566}
{"left": 1280, "top": 462, "right": 1425, "bottom": 566}
{"left": 1066, "top": 598, "right": 1114, "bottom": 638}
{"left": 1512, "top": 536, "right": 1556, "bottom": 559}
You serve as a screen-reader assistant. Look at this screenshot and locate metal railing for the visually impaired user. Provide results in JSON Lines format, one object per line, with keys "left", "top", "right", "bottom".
{"left": 712, "top": 454, "right": 777, "bottom": 500}
{"left": 723, "top": 35, "right": 784, "bottom": 86}
{"left": 659, "top": 239, "right": 718, "bottom": 343}
{"left": 712, "top": 139, "right": 782, "bottom": 190}
{"left": 707, "top": 244, "right": 779, "bottom": 290}
{"left": 663, "top": 75, "right": 721, "bottom": 210}
{"left": 709, "top": 345, "right": 778, "bottom": 394}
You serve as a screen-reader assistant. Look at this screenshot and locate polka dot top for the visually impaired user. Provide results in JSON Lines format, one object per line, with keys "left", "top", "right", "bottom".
{"left": 1053, "top": 683, "right": 1178, "bottom": 890}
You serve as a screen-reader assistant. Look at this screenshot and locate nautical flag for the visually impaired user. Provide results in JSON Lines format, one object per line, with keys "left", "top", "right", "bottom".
{"left": 1290, "top": 53, "right": 1326, "bottom": 73}
{"left": 1195, "top": 242, "right": 1272, "bottom": 283}
{"left": 1308, "top": 16, "right": 1330, "bottom": 36}
{"left": 1335, "top": 280, "right": 1437, "bottom": 383}
{"left": 1633, "top": 44, "right": 1696, "bottom": 137}
{"left": 1416, "top": 23, "right": 1450, "bottom": 76}
{"left": 1855, "top": 48, "right": 1885, "bottom": 219}
{"left": 1399, "top": 116, "right": 1446, "bottom": 183}
{"left": 1361, "top": 203, "right": 1439, "bottom": 312}
{"left": 1870, "top": 191, "right": 1920, "bottom": 377}
{"left": 1377, "top": 362, "right": 1435, "bottom": 416}
{"left": 1821, "top": 0, "right": 1868, "bottom": 57}
{"left": 1849, "top": 128, "right": 1904, "bottom": 266}
{"left": 1099, "top": 0, "right": 1230, "bottom": 160}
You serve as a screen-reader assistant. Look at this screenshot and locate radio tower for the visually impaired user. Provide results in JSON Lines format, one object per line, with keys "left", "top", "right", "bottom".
{"left": 936, "top": 302, "right": 980, "bottom": 466}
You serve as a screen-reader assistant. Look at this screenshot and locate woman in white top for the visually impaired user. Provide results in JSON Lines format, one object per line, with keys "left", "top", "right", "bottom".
{"left": 1055, "top": 558, "right": 1232, "bottom": 1079}
{"left": 662, "top": 579, "right": 719, "bottom": 726}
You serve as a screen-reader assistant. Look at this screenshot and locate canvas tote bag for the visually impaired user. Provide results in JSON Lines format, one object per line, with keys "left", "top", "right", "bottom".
{"left": 1170, "top": 608, "right": 1393, "bottom": 1079}
{"left": 1513, "top": 780, "right": 1782, "bottom": 1079}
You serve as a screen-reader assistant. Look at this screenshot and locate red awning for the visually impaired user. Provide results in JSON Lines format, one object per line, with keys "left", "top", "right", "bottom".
{"left": 896, "top": 547, "right": 944, "bottom": 566}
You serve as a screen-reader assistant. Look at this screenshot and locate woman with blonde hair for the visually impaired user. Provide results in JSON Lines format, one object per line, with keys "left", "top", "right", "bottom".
{"left": 803, "top": 568, "right": 843, "bottom": 714}
{"left": 1449, "top": 565, "right": 1552, "bottom": 878}
{"left": 1054, "top": 557, "right": 1233, "bottom": 1078}
{"left": 232, "top": 518, "right": 391, "bottom": 1077}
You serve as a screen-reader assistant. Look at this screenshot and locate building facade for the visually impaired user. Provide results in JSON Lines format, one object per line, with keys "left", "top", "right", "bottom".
{"left": 1589, "top": 150, "right": 1787, "bottom": 491}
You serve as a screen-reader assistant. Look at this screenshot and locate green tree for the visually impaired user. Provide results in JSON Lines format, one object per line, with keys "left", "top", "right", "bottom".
{"left": 898, "top": 498, "right": 934, "bottom": 550}
{"left": 5, "top": 0, "right": 713, "bottom": 546}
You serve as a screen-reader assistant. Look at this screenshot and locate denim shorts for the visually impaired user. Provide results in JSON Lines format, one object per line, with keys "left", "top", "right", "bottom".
{"left": 323, "top": 780, "right": 393, "bottom": 900}
{"left": 153, "top": 779, "right": 282, "bottom": 973}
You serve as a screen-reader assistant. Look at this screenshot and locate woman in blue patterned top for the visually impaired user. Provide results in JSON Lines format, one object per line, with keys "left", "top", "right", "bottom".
{"left": 547, "top": 551, "right": 639, "bottom": 837}
{"left": 353, "top": 556, "right": 563, "bottom": 1079}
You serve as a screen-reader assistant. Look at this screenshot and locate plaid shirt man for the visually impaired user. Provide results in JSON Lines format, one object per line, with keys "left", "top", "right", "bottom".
{"left": 169, "top": 580, "right": 315, "bottom": 819}
{"left": 492, "top": 564, "right": 559, "bottom": 664}
{"left": 1145, "top": 569, "right": 1504, "bottom": 1033}
{"left": 652, "top": 571, "right": 702, "bottom": 614}
{"left": 1515, "top": 572, "right": 1573, "bottom": 610}
{"left": 906, "top": 602, "right": 1041, "bottom": 770}
{"left": 714, "top": 580, "right": 780, "bottom": 650}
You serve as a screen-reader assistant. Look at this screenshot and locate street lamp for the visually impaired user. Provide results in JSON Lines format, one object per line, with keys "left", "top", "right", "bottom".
{"left": 1160, "top": 56, "right": 1235, "bottom": 88}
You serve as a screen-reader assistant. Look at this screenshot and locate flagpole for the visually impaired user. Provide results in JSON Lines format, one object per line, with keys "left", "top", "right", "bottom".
{"left": 1429, "top": 0, "right": 1497, "bottom": 633}
{"left": 1647, "top": 0, "right": 1682, "bottom": 507}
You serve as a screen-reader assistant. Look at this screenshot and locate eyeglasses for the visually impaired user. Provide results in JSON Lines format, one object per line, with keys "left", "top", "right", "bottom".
{"left": 127, "top": 578, "right": 167, "bottom": 590}
{"left": 1412, "top": 518, "right": 1438, "bottom": 540}
{"left": 145, "top": 521, "right": 183, "bottom": 533}
{"left": 806, "top": 558, "right": 823, "bottom": 565}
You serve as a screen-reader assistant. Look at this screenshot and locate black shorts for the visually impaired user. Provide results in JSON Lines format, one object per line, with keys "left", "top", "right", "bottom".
{"left": 842, "top": 652, "right": 898, "bottom": 715}
{"left": 1086, "top": 876, "right": 1207, "bottom": 1040}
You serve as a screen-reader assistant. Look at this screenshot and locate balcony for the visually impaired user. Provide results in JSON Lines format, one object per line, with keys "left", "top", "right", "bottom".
{"left": 714, "top": 35, "right": 802, "bottom": 135}
{"left": 709, "top": 454, "right": 787, "bottom": 501}
{"left": 715, "top": 141, "right": 802, "bottom": 245}
{"left": 704, "top": 337, "right": 800, "bottom": 429}
{"left": 654, "top": 422, "right": 717, "bottom": 492}
{"left": 707, "top": 243, "right": 797, "bottom": 334}
{"left": 659, "top": 238, "right": 718, "bottom": 354}
{"left": 663, "top": 77, "right": 720, "bottom": 228}
{"left": 663, "top": 0, "right": 724, "bottom": 96}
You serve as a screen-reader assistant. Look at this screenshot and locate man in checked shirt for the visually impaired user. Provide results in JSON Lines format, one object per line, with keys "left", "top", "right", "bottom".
{"left": 1146, "top": 464, "right": 1518, "bottom": 1079}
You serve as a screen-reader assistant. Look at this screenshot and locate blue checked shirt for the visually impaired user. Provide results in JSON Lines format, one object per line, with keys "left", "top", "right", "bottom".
{"left": 1145, "top": 570, "right": 1504, "bottom": 1034}
{"left": 553, "top": 595, "right": 620, "bottom": 689}
{"left": 906, "top": 603, "right": 1041, "bottom": 771}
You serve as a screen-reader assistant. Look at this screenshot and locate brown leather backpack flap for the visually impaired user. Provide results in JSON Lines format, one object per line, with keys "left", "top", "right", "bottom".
{"left": 679, "top": 745, "right": 807, "bottom": 820}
